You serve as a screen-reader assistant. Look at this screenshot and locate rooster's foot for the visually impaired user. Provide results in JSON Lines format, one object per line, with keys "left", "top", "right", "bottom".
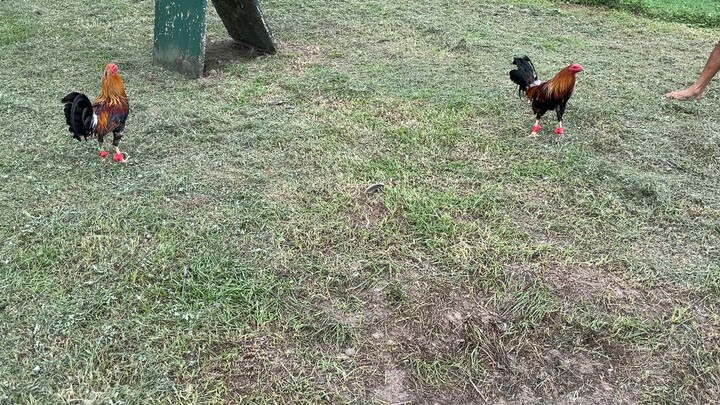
{"left": 113, "top": 152, "right": 128, "bottom": 163}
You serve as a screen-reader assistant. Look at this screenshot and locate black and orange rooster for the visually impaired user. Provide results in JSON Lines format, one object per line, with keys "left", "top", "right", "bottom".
{"left": 62, "top": 63, "right": 130, "bottom": 162}
{"left": 509, "top": 56, "right": 583, "bottom": 137}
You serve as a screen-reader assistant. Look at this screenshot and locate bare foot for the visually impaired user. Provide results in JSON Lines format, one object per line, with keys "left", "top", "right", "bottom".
{"left": 665, "top": 86, "right": 703, "bottom": 100}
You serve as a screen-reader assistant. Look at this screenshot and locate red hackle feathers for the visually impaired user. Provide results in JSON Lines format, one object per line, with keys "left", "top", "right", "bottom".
{"left": 540, "top": 66, "right": 579, "bottom": 103}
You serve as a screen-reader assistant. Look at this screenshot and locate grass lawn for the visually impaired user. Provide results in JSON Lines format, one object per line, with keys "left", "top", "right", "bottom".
{"left": 566, "top": 0, "right": 720, "bottom": 27}
{"left": 1, "top": 0, "right": 719, "bottom": 403}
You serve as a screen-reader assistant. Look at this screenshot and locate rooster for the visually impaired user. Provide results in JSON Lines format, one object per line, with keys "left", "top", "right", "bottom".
{"left": 509, "top": 56, "right": 583, "bottom": 137}
{"left": 62, "top": 63, "right": 130, "bottom": 162}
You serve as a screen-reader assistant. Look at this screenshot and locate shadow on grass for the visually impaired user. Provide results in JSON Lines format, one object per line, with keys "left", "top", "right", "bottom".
{"left": 203, "top": 38, "right": 266, "bottom": 75}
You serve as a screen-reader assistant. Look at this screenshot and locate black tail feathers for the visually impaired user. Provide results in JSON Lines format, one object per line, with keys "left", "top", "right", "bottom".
{"left": 509, "top": 55, "right": 539, "bottom": 98}
{"left": 61, "top": 92, "right": 94, "bottom": 141}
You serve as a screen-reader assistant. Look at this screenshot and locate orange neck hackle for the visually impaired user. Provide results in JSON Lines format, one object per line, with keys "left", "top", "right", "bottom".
{"left": 544, "top": 63, "right": 583, "bottom": 100}
{"left": 98, "top": 63, "right": 127, "bottom": 106}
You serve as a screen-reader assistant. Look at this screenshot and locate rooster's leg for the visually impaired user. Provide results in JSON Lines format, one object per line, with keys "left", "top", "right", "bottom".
{"left": 97, "top": 135, "right": 107, "bottom": 158}
{"left": 529, "top": 119, "right": 541, "bottom": 137}
{"left": 554, "top": 104, "right": 566, "bottom": 135}
{"left": 112, "top": 131, "right": 128, "bottom": 163}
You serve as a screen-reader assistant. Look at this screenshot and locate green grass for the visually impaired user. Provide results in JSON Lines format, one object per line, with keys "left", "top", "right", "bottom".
{"left": 565, "top": 0, "right": 720, "bottom": 27}
{"left": 1, "top": 0, "right": 720, "bottom": 403}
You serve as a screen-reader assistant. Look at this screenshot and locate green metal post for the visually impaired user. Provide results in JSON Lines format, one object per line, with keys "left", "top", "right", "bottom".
{"left": 153, "top": 0, "right": 275, "bottom": 78}
{"left": 153, "top": 0, "right": 209, "bottom": 78}
{"left": 210, "top": 0, "right": 276, "bottom": 53}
